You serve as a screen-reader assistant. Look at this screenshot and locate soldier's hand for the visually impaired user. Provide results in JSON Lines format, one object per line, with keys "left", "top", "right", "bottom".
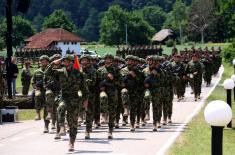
{"left": 100, "top": 87, "right": 105, "bottom": 91}
{"left": 144, "top": 83, "right": 149, "bottom": 88}
{"left": 151, "top": 70, "right": 158, "bottom": 76}
{"left": 107, "top": 73, "right": 114, "bottom": 80}
{"left": 129, "top": 71, "right": 136, "bottom": 78}
{"left": 83, "top": 100, "right": 88, "bottom": 110}
{"left": 52, "top": 59, "right": 61, "bottom": 65}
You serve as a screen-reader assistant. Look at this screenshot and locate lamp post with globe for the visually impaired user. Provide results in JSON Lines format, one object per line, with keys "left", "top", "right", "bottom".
{"left": 204, "top": 100, "right": 232, "bottom": 155}
{"left": 231, "top": 75, "right": 235, "bottom": 101}
{"left": 223, "top": 79, "right": 234, "bottom": 128}
{"left": 233, "top": 59, "right": 235, "bottom": 73}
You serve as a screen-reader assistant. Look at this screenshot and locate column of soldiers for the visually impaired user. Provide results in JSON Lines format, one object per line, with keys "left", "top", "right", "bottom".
{"left": 29, "top": 46, "right": 221, "bottom": 152}
{"left": 116, "top": 45, "right": 163, "bottom": 58}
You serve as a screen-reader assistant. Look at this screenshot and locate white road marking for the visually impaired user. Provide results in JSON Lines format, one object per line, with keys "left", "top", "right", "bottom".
{"left": 10, "top": 137, "right": 22, "bottom": 142}
{"left": 25, "top": 131, "right": 37, "bottom": 136}
{"left": 155, "top": 66, "right": 224, "bottom": 155}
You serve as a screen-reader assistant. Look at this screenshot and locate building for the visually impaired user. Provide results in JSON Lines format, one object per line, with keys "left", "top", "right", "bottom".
{"left": 24, "top": 28, "right": 85, "bottom": 56}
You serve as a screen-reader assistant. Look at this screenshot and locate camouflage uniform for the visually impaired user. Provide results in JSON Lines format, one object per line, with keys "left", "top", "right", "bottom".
{"left": 45, "top": 54, "right": 89, "bottom": 148}
{"left": 32, "top": 55, "right": 50, "bottom": 131}
{"left": 44, "top": 54, "right": 62, "bottom": 137}
{"left": 120, "top": 55, "right": 140, "bottom": 130}
{"left": 161, "top": 60, "right": 174, "bottom": 124}
{"left": 143, "top": 56, "right": 163, "bottom": 130}
{"left": 97, "top": 54, "right": 121, "bottom": 137}
{"left": 21, "top": 62, "right": 32, "bottom": 96}
{"left": 80, "top": 55, "right": 97, "bottom": 138}
{"left": 186, "top": 56, "right": 203, "bottom": 101}
{"left": 171, "top": 56, "right": 186, "bottom": 101}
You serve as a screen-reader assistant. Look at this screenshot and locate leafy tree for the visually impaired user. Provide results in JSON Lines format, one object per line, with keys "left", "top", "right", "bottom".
{"left": 42, "top": 9, "right": 77, "bottom": 32}
{"left": 0, "top": 16, "right": 35, "bottom": 48}
{"left": 100, "top": 5, "right": 129, "bottom": 46}
{"left": 218, "top": 0, "right": 235, "bottom": 40}
{"left": 127, "top": 13, "right": 155, "bottom": 45}
{"left": 163, "top": 0, "right": 188, "bottom": 43}
{"left": 188, "top": 0, "right": 215, "bottom": 43}
{"left": 33, "top": 13, "right": 44, "bottom": 32}
{"left": 172, "top": 0, "right": 187, "bottom": 43}
{"left": 81, "top": 9, "right": 102, "bottom": 41}
{"left": 100, "top": 5, "right": 154, "bottom": 46}
{"left": 140, "top": 6, "right": 166, "bottom": 32}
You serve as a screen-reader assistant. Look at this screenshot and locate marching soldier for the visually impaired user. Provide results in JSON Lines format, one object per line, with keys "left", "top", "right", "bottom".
{"left": 46, "top": 54, "right": 89, "bottom": 151}
{"left": 186, "top": 54, "right": 203, "bottom": 101}
{"left": 32, "top": 55, "right": 50, "bottom": 133}
{"left": 97, "top": 54, "right": 121, "bottom": 139}
{"left": 80, "top": 55, "right": 97, "bottom": 139}
{"left": 21, "top": 59, "right": 32, "bottom": 96}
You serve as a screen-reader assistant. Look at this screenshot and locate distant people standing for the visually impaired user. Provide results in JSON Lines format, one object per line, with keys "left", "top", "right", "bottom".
{"left": 21, "top": 59, "right": 32, "bottom": 96}
{"left": 11, "top": 57, "right": 19, "bottom": 97}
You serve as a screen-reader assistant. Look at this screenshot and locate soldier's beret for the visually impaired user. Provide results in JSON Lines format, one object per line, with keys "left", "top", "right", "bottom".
{"left": 103, "top": 53, "right": 114, "bottom": 59}
{"left": 63, "top": 54, "right": 74, "bottom": 61}
{"left": 114, "top": 56, "right": 120, "bottom": 61}
{"left": 50, "top": 54, "right": 61, "bottom": 62}
{"left": 146, "top": 55, "right": 154, "bottom": 61}
{"left": 125, "top": 55, "right": 134, "bottom": 61}
{"left": 39, "top": 55, "right": 50, "bottom": 61}
{"left": 132, "top": 56, "right": 139, "bottom": 61}
{"left": 80, "top": 54, "right": 92, "bottom": 61}
{"left": 139, "top": 58, "right": 146, "bottom": 63}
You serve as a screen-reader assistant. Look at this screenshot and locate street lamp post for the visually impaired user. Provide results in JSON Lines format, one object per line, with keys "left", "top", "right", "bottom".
{"left": 204, "top": 100, "right": 232, "bottom": 155}
{"left": 232, "top": 59, "right": 235, "bottom": 74}
{"left": 231, "top": 75, "right": 235, "bottom": 101}
{"left": 223, "top": 79, "right": 234, "bottom": 128}
{"left": 5, "top": 0, "right": 13, "bottom": 99}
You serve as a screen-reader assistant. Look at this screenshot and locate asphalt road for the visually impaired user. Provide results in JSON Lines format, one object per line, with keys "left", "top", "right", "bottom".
{"left": 0, "top": 67, "right": 223, "bottom": 155}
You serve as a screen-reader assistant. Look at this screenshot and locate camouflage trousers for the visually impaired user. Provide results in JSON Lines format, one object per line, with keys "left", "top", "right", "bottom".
{"left": 22, "top": 82, "right": 30, "bottom": 96}
{"left": 174, "top": 79, "right": 185, "bottom": 98}
{"left": 143, "top": 89, "right": 151, "bottom": 115}
{"left": 136, "top": 94, "right": 145, "bottom": 124}
{"left": 152, "top": 92, "right": 162, "bottom": 124}
{"left": 34, "top": 89, "right": 50, "bottom": 126}
{"left": 100, "top": 90, "right": 118, "bottom": 131}
{"left": 203, "top": 71, "right": 212, "bottom": 85}
{"left": 63, "top": 98, "right": 80, "bottom": 141}
{"left": 115, "top": 92, "right": 123, "bottom": 124}
{"left": 85, "top": 95, "right": 95, "bottom": 132}
{"left": 162, "top": 91, "right": 174, "bottom": 120}
{"left": 193, "top": 76, "right": 202, "bottom": 97}
{"left": 129, "top": 93, "right": 138, "bottom": 126}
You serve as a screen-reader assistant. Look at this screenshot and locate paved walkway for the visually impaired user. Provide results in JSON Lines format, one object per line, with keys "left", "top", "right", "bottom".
{"left": 0, "top": 67, "right": 223, "bottom": 155}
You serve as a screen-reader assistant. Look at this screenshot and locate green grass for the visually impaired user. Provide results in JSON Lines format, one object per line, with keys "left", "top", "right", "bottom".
{"left": 168, "top": 63, "right": 235, "bottom": 155}
{"left": 18, "top": 109, "right": 36, "bottom": 121}
{"left": 81, "top": 43, "right": 230, "bottom": 56}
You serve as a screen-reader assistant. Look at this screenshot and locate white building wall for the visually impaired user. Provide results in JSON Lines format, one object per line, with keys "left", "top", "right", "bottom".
{"left": 55, "top": 42, "right": 81, "bottom": 56}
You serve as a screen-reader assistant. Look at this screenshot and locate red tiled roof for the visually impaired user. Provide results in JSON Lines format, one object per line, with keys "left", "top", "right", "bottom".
{"left": 24, "top": 28, "right": 85, "bottom": 49}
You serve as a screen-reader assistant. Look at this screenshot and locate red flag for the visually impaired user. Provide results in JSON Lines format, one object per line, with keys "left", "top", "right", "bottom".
{"left": 73, "top": 55, "right": 80, "bottom": 71}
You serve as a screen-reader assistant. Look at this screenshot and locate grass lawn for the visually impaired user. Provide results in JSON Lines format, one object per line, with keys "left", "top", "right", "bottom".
{"left": 168, "top": 63, "right": 235, "bottom": 155}
{"left": 81, "top": 42, "right": 229, "bottom": 56}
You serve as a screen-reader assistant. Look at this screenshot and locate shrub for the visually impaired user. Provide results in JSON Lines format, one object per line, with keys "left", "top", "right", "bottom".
{"left": 166, "top": 39, "right": 175, "bottom": 47}
{"left": 222, "top": 42, "right": 235, "bottom": 63}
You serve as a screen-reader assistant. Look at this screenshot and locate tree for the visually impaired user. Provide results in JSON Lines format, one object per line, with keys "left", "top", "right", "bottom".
{"left": 188, "top": 0, "right": 215, "bottom": 43}
{"left": 100, "top": 5, "right": 129, "bottom": 46}
{"left": 33, "top": 13, "right": 44, "bottom": 32}
{"left": 218, "top": 0, "right": 235, "bottom": 40}
{"left": 0, "top": 16, "right": 35, "bottom": 48}
{"left": 100, "top": 5, "right": 154, "bottom": 46}
{"left": 171, "top": 0, "right": 188, "bottom": 43}
{"left": 81, "top": 9, "right": 102, "bottom": 41}
{"left": 127, "top": 13, "right": 155, "bottom": 45}
{"left": 140, "top": 6, "right": 166, "bottom": 32}
{"left": 42, "top": 9, "right": 77, "bottom": 32}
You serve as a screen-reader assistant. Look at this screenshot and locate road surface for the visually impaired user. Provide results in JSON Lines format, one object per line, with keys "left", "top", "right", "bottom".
{"left": 0, "top": 67, "right": 223, "bottom": 155}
